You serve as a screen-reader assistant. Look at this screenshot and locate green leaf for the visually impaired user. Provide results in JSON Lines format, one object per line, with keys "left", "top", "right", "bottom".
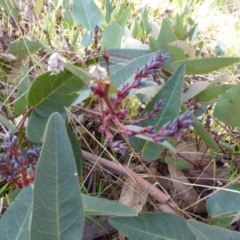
{"left": 72, "top": 0, "right": 103, "bottom": 31}
{"left": 116, "top": 7, "right": 131, "bottom": 28}
{"left": 28, "top": 69, "right": 83, "bottom": 117}
{"left": 13, "top": 63, "right": 30, "bottom": 115}
{"left": 213, "top": 83, "right": 240, "bottom": 127}
{"left": 110, "top": 52, "right": 155, "bottom": 88}
{"left": 81, "top": 30, "right": 92, "bottom": 47}
{"left": 114, "top": 0, "right": 127, "bottom": 20}
{"left": 158, "top": 18, "right": 178, "bottom": 46}
{"left": 149, "top": 36, "right": 162, "bottom": 51}
{"left": 206, "top": 184, "right": 240, "bottom": 227}
{"left": 141, "top": 7, "right": 151, "bottom": 35}
{"left": 27, "top": 110, "right": 48, "bottom": 143}
{"left": 105, "top": 0, "right": 114, "bottom": 23}
{"left": 67, "top": 129, "right": 83, "bottom": 174}
{"left": 82, "top": 194, "right": 137, "bottom": 216}
{"left": 130, "top": 65, "right": 185, "bottom": 161}
{"left": 100, "top": 49, "right": 152, "bottom": 77}
{"left": 164, "top": 156, "right": 189, "bottom": 170}
{"left": 109, "top": 213, "right": 195, "bottom": 240}
{"left": 192, "top": 118, "right": 220, "bottom": 151}
{"left": 187, "top": 220, "right": 240, "bottom": 240}
{"left": 130, "top": 20, "right": 143, "bottom": 40}
{"left": 27, "top": 110, "right": 66, "bottom": 143}
{"left": 172, "top": 57, "right": 240, "bottom": 75}
{"left": 101, "top": 22, "right": 124, "bottom": 50}
{"left": 34, "top": 0, "right": 43, "bottom": 14}
{"left": 0, "top": 186, "right": 33, "bottom": 240}
{"left": 65, "top": 62, "right": 91, "bottom": 84}
{"left": 30, "top": 112, "right": 85, "bottom": 240}
{"left": 0, "top": 0, "right": 19, "bottom": 19}
{"left": 189, "top": 23, "right": 199, "bottom": 42}
{"left": 196, "top": 84, "right": 233, "bottom": 102}
{"left": 0, "top": 114, "right": 17, "bottom": 133}
{"left": 9, "top": 40, "right": 42, "bottom": 57}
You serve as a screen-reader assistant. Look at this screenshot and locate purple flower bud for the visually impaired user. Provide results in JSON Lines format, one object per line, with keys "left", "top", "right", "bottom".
{"left": 10, "top": 136, "right": 18, "bottom": 146}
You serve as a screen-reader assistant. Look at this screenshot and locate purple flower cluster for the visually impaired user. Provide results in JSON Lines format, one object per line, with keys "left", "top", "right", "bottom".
{"left": 89, "top": 50, "right": 194, "bottom": 156}
{"left": 135, "top": 51, "right": 169, "bottom": 79}
{"left": 121, "top": 111, "right": 194, "bottom": 145}
{"left": 114, "top": 51, "right": 169, "bottom": 108}
{"left": 153, "top": 111, "right": 194, "bottom": 142}
{"left": 0, "top": 132, "right": 41, "bottom": 188}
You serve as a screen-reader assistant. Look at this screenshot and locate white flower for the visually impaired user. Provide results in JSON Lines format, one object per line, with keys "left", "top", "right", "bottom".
{"left": 47, "top": 52, "right": 66, "bottom": 75}
{"left": 89, "top": 64, "right": 107, "bottom": 81}
{"left": 121, "top": 27, "right": 149, "bottom": 50}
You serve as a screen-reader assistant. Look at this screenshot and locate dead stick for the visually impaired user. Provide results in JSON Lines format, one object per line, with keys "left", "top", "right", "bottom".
{"left": 82, "top": 150, "right": 180, "bottom": 215}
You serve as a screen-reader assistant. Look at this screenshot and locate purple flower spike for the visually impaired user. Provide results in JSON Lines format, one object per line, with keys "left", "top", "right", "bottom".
{"left": 155, "top": 111, "right": 194, "bottom": 142}
{"left": 111, "top": 140, "right": 128, "bottom": 156}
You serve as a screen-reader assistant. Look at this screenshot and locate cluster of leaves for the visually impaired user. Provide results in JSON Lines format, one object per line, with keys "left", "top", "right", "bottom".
{"left": 0, "top": 0, "right": 240, "bottom": 239}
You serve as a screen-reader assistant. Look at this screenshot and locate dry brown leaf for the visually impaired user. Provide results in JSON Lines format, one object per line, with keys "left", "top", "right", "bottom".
{"left": 147, "top": 162, "right": 171, "bottom": 189}
{"left": 168, "top": 162, "right": 206, "bottom": 213}
{"left": 119, "top": 177, "right": 147, "bottom": 213}
{"left": 176, "top": 139, "right": 209, "bottom": 165}
{"left": 119, "top": 177, "right": 147, "bottom": 240}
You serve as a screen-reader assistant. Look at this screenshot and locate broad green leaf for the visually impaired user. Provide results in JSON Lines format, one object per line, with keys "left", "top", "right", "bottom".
{"left": 30, "top": 113, "right": 85, "bottom": 240}
{"left": 0, "top": 186, "right": 33, "bottom": 240}
{"left": 206, "top": 184, "right": 240, "bottom": 227}
{"left": 189, "top": 23, "right": 199, "bottom": 42}
{"left": 82, "top": 194, "right": 137, "bottom": 216}
{"left": 164, "top": 156, "right": 189, "bottom": 170}
{"left": 72, "top": 0, "right": 103, "bottom": 31}
{"left": 100, "top": 49, "right": 152, "bottom": 76}
{"left": 109, "top": 213, "right": 195, "bottom": 240}
{"left": 149, "top": 36, "right": 162, "bottom": 51}
{"left": 141, "top": 7, "right": 151, "bottom": 35}
{"left": 9, "top": 40, "right": 42, "bottom": 57}
{"left": 187, "top": 220, "right": 240, "bottom": 240}
{"left": 14, "top": 63, "right": 30, "bottom": 114}
{"left": 213, "top": 83, "right": 240, "bottom": 127}
{"left": 192, "top": 118, "right": 220, "bottom": 151}
{"left": 27, "top": 110, "right": 48, "bottom": 143}
{"left": 101, "top": 22, "right": 124, "bottom": 50}
{"left": 172, "top": 57, "right": 240, "bottom": 75}
{"left": 27, "top": 110, "right": 66, "bottom": 143}
{"left": 105, "top": 0, "right": 114, "bottom": 23}
{"left": 67, "top": 129, "right": 83, "bottom": 174}
{"left": 195, "top": 84, "right": 233, "bottom": 102}
{"left": 158, "top": 18, "right": 178, "bottom": 46}
{"left": 34, "top": 0, "right": 43, "bottom": 14}
{"left": 110, "top": 52, "right": 155, "bottom": 88}
{"left": 114, "top": 0, "right": 127, "bottom": 20}
{"left": 0, "top": 0, "right": 19, "bottom": 19}
{"left": 130, "top": 20, "right": 143, "bottom": 40}
{"left": 28, "top": 69, "right": 83, "bottom": 117}
{"left": 172, "top": 12, "right": 186, "bottom": 28}
{"left": 117, "top": 7, "right": 131, "bottom": 28}
{"left": 81, "top": 30, "right": 92, "bottom": 47}
{"left": 72, "top": 88, "right": 91, "bottom": 105}
{"left": 65, "top": 63, "right": 91, "bottom": 84}
{"left": 130, "top": 65, "right": 185, "bottom": 161}
{"left": 0, "top": 114, "right": 17, "bottom": 133}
